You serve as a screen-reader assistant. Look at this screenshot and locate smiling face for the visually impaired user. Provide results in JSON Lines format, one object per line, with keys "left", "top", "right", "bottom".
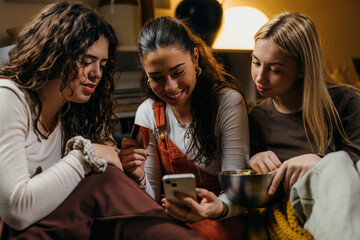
{"left": 143, "top": 46, "right": 198, "bottom": 111}
{"left": 251, "top": 38, "right": 302, "bottom": 100}
{"left": 62, "top": 36, "right": 109, "bottom": 103}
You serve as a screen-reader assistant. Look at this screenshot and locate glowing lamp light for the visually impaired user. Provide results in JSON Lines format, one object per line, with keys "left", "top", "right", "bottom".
{"left": 213, "top": 7, "right": 268, "bottom": 50}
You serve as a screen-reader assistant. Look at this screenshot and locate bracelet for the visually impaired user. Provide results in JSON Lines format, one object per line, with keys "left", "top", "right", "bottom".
{"left": 211, "top": 201, "right": 228, "bottom": 220}
{"left": 135, "top": 172, "right": 146, "bottom": 184}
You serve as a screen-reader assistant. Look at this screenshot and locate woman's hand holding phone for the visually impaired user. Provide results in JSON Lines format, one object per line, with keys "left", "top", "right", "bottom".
{"left": 161, "top": 186, "right": 225, "bottom": 223}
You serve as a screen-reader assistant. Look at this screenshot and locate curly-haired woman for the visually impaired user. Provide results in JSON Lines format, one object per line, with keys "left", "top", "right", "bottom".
{"left": 0, "top": 2, "right": 203, "bottom": 239}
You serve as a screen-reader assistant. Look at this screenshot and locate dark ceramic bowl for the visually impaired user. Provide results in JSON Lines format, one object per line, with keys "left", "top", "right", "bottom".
{"left": 217, "top": 169, "right": 284, "bottom": 208}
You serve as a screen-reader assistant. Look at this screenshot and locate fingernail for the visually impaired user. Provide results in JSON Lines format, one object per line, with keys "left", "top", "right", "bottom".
{"left": 195, "top": 188, "right": 202, "bottom": 193}
{"left": 269, "top": 188, "right": 274, "bottom": 195}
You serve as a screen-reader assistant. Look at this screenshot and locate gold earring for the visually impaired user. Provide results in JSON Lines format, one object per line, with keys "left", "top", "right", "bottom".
{"left": 147, "top": 78, "right": 151, "bottom": 88}
{"left": 195, "top": 66, "right": 202, "bottom": 76}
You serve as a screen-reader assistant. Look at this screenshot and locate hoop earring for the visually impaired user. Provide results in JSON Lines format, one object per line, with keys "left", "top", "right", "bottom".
{"left": 195, "top": 66, "right": 202, "bottom": 76}
{"left": 147, "top": 78, "right": 151, "bottom": 88}
{"left": 59, "top": 101, "right": 71, "bottom": 118}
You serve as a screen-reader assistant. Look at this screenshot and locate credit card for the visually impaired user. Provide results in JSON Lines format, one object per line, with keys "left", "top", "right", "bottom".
{"left": 130, "top": 124, "right": 150, "bottom": 149}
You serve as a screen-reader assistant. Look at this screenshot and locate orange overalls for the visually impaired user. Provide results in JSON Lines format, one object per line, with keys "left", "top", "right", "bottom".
{"left": 153, "top": 102, "right": 247, "bottom": 240}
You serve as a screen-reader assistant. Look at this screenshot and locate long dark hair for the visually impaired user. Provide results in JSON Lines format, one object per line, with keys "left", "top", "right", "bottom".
{"left": 138, "top": 16, "right": 245, "bottom": 165}
{"left": 0, "top": 1, "right": 118, "bottom": 152}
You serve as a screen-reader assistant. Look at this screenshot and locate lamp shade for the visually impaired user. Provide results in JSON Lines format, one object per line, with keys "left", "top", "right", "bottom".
{"left": 213, "top": 7, "right": 268, "bottom": 50}
{"left": 98, "top": 0, "right": 142, "bottom": 46}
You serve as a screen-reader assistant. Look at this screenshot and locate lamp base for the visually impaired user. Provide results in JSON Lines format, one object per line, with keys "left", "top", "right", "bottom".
{"left": 175, "top": 0, "right": 223, "bottom": 46}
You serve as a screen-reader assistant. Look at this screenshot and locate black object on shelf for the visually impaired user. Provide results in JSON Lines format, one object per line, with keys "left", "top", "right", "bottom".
{"left": 353, "top": 58, "right": 360, "bottom": 80}
{"left": 175, "top": 0, "right": 223, "bottom": 46}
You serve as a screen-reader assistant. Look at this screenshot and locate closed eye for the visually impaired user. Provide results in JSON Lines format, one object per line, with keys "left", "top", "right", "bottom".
{"left": 172, "top": 70, "right": 184, "bottom": 77}
{"left": 82, "top": 59, "right": 92, "bottom": 66}
{"left": 271, "top": 69, "right": 281, "bottom": 73}
{"left": 150, "top": 76, "right": 164, "bottom": 81}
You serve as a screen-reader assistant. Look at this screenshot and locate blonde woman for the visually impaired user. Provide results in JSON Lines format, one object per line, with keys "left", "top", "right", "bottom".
{"left": 248, "top": 12, "right": 360, "bottom": 239}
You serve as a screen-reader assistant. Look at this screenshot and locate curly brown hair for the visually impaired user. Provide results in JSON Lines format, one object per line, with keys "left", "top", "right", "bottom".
{"left": 0, "top": 1, "right": 118, "bottom": 153}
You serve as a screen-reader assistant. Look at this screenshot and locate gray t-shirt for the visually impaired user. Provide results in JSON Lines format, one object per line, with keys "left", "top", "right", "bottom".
{"left": 249, "top": 85, "right": 360, "bottom": 163}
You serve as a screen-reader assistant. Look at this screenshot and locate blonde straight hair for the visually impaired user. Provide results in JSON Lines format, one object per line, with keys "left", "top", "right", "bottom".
{"left": 254, "top": 12, "right": 347, "bottom": 155}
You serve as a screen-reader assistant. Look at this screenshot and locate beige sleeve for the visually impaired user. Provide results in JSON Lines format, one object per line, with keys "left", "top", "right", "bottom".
{"left": 0, "top": 87, "right": 106, "bottom": 230}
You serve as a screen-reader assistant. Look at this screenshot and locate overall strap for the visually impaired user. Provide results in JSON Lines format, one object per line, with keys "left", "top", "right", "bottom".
{"left": 152, "top": 101, "right": 221, "bottom": 195}
{"left": 152, "top": 101, "right": 166, "bottom": 129}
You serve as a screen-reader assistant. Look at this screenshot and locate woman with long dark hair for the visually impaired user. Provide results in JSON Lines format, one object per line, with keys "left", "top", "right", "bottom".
{"left": 120, "top": 16, "right": 249, "bottom": 239}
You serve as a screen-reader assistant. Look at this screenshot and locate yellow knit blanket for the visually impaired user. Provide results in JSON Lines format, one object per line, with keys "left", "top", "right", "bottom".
{"left": 248, "top": 198, "right": 314, "bottom": 240}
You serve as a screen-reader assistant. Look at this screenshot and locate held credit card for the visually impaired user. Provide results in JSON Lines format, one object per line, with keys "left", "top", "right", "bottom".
{"left": 130, "top": 124, "right": 150, "bottom": 149}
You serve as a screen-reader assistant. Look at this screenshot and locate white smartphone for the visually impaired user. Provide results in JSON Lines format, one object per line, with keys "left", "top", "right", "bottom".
{"left": 162, "top": 173, "right": 197, "bottom": 208}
